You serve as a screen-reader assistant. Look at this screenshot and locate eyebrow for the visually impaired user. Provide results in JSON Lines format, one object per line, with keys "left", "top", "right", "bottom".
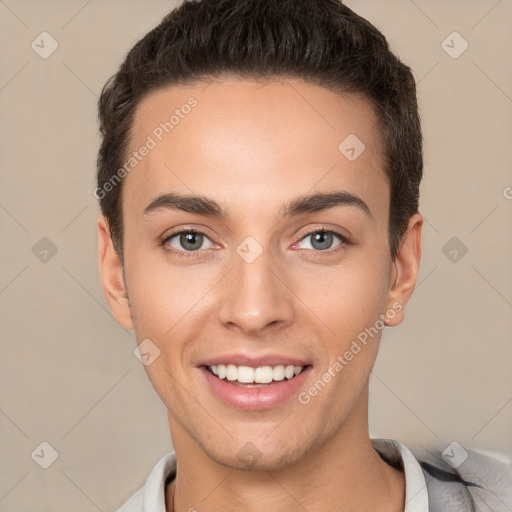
{"left": 143, "top": 191, "right": 372, "bottom": 219}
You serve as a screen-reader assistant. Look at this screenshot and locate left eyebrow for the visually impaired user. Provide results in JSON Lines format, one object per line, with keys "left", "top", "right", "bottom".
{"left": 280, "top": 191, "right": 372, "bottom": 218}
{"left": 142, "top": 190, "right": 372, "bottom": 219}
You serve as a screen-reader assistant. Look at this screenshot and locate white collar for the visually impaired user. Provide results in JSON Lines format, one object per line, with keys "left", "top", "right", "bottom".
{"left": 119, "top": 438, "right": 429, "bottom": 512}
{"left": 372, "top": 438, "right": 429, "bottom": 511}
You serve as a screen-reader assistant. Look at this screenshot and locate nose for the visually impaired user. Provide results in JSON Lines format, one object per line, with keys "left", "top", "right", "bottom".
{"left": 217, "top": 244, "right": 294, "bottom": 336}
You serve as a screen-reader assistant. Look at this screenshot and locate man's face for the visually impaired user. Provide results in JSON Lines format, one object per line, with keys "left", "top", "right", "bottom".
{"left": 103, "top": 78, "right": 409, "bottom": 470}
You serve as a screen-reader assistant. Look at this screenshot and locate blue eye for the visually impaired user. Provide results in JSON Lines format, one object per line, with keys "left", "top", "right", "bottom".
{"left": 298, "top": 230, "right": 345, "bottom": 251}
{"left": 163, "top": 230, "right": 214, "bottom": 253}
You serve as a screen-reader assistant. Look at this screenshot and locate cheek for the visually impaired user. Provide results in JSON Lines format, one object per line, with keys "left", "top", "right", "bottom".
{"left": 295, "top": 252, "right": 391, "bottom": 340}
{"left": 127, "top": 264, "right": 209, "bottom": 403}
{"left": 126, "top": 254, "right": 214, "bottom": 337}
{"left": 125, "top": 257, "right": 225, "bottom": 402}
{"left": 294, "top": 258, "right": 391, "bottom": 416}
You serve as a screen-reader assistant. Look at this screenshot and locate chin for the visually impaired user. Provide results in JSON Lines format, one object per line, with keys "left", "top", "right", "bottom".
{"left": 202, "top": 440, "right": 310, "bottom": 472}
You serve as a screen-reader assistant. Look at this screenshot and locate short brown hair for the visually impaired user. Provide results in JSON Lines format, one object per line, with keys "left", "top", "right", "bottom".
{"left": 96, "top": 0, "right": 423, "bottom": 260}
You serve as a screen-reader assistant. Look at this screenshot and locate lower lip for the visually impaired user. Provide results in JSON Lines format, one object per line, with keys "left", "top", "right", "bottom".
{"left": 200, "top": 366, "right": 311, "bottom": 411}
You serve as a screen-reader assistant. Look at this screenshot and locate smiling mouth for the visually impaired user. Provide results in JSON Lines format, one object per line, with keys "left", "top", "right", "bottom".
{"left": 204, "top": 364, "right": 310, "bottom": 387}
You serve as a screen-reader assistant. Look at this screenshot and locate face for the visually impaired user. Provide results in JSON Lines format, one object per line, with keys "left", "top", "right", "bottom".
{"left": 98, "top": 78, "right": 422, "bottom": 471}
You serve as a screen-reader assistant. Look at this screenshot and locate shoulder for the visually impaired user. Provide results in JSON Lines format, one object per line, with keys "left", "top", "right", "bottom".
{"left": 117, "top": 488, "right": 144, "bottom": 512}
{"left": 412, "top": 443, "right": 512, "bottom": 512}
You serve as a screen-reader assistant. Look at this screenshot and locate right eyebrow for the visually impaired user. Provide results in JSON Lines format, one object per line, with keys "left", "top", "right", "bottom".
{"left": 143, "top": 193, "right": 228, "bottom": 219}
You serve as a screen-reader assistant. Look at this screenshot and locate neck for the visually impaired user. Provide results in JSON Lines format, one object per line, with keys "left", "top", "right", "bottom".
{"left": 165, "top": 396, "right": 405, "bottom": 512}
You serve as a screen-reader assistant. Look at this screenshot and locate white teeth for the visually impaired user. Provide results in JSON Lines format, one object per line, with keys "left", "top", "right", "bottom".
{"left": 254, "top": 366, "right": 273, "bottom": 383}
{"left": 273, "top": 365, "right": 285, "bottom": 381}
{"left": 284, "top": 365, "right": 295, "bottom": 379}
{"left": 237, "top": 366, "right": 254, "bottom": 383}
{"left": 208, "top": 363, "right": 306, "bottom": 384}
{"left": 217, "top": 364, "right": 226, "bottom": 379}
{"left": 226, "top": 364, "right": 238, "bottom": 381}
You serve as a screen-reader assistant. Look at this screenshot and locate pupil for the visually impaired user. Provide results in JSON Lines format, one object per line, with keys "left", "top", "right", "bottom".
{"left": 181, "top": 232, "right": 202, "bottom": 250}
{"left": 312, "top": 232, "right": 332, "bottom": 251}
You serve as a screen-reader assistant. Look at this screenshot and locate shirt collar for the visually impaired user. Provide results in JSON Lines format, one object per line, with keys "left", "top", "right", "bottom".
{"left": 372, "top": 438, "right": 430, "bottom": 512}
{"left": 137, "top": 438, "right": 429, "bottom": 512}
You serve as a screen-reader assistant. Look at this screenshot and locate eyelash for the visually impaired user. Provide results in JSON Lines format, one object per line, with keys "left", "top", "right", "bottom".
{"left": 161, "top": 226, "right": 351, "bottom": 259}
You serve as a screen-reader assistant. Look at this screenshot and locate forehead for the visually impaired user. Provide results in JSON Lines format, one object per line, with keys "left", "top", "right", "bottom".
{"left": 123, "top": 78, "right": 388, "bottom": 222}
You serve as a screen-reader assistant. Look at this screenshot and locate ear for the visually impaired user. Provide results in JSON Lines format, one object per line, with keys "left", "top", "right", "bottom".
{"left": 384, "top": 213, "right": 423, "bottom": 327}
{"left": 97, "top": 215, "right": 133, "bottom": 330}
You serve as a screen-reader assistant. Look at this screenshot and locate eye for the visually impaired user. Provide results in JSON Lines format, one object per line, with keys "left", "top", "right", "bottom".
{"left": 296, "top": 230, "right": 346, "bottom": 251}
{"left": 163, "top": 230, "right": 215, "bottom": 253}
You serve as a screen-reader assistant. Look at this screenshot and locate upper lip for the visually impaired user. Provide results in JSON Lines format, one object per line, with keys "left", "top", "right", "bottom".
{"left": 197, "top": 353, "right": 311, "bottom": 368}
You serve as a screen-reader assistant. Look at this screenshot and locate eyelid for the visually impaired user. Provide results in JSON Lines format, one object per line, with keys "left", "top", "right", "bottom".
{"left": 294, "top": 225, "right": 351, "bottom": 244}
{"left": 161, "top": 227, "right": 217, "bottom": 258}
{"left": 291, "top": 227, "right": 350, "bottom": 252}
{"left": 161, "top": 225, "right": 351, "bottom": 257}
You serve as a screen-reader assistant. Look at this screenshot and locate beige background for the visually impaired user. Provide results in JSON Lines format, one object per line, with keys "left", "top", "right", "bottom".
{"left": 0, "top": 0, "right": 511, "bottom": 510}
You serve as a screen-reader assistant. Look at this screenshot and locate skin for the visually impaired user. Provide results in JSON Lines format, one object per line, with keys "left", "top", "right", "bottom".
{"left": 98, "top": 78, "right": 422, "bottom": 512}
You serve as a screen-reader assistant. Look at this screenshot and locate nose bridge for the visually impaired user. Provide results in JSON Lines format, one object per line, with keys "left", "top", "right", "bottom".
{"left": 218, "top": 239, "right": 293, "bottom": 334}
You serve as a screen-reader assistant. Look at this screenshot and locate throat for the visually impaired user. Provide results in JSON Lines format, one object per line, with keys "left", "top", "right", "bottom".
{"left": 164, "top": 476, "right": 176, "bottom": 512}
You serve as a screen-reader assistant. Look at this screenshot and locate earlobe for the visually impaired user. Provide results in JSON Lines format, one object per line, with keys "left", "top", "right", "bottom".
{"left": 97, "top": 216, "right": 134, "bottom": 330}
{"left": 384, "top": 213, "right": 423, "bottom": 327}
